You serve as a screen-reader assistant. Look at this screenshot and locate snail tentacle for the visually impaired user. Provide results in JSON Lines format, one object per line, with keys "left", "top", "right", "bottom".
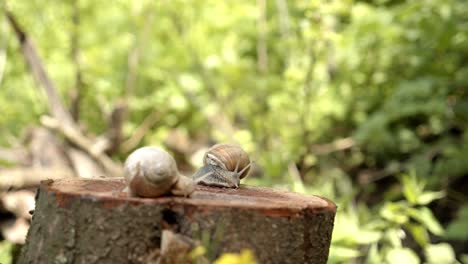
{"left": 237, "top": 162, "right": 251, "bottom": 175}
{"left": 206, "top": 153, "right": 228, "bottom": 170}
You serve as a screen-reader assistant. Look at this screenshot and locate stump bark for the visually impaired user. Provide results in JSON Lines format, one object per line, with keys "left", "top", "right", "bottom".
{"left": 19, "top": 178, "right": 336, "bottom": 264}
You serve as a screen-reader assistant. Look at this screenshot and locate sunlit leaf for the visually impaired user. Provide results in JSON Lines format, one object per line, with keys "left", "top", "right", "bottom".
{"left": 401, "top": 172, "right": 422, "bottom": 204}
{"left": 213, "top": 250, "right": 257, "bottom": 264}
{"left": 384, "top": 229, "right": 404, "bottom": 248}
{"left": 380, "top": 202, "right": 409, "bottom": 224}
{"left": 425, "top": 243, "right": 459, "bottom": 264}
{"left": 189, "top": 245, "right": 206, "bottom": 260}
{"left": 406, "top": 223, "right": 429, "bottom": 247}
{"left": 407, "top": 207, "right": 444, "bottom": 236}
{"left": 0, "top": 241, "right": 14, "bottom": 264}
{"left": 386, "top": 248, "right": 420, "bottom": 264}
{"left": 329, "top": 246, "right": 361, "bottom": 260}
{"left": 416, "top": 191, "right": 445, "bottom": 205}
{"left": 365, "top": 243, "right": 382, "bottom": 264}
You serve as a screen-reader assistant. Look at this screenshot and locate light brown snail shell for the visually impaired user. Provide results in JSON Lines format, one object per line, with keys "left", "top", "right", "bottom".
{"left": 192, "top": 144, "right": 251, "bottom": 188}
{"left": 204, "top": 144, "right": 251, "bottom": 179}
{"left": 124, "top": 146, "right": 194, "bottom": 197}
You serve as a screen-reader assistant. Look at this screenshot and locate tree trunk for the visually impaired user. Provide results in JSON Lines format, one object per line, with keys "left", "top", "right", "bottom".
{"left": 19, "top": 178, "right": 336, "bottom": 264}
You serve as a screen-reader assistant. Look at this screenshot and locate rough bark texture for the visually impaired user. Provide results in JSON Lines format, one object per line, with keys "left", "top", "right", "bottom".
{"left": 19, "top": 178, "right": 336, "bottom": 264}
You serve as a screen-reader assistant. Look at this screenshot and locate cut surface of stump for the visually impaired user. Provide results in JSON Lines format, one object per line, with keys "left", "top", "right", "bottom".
{"left": 19, "top": 178, "right": 336, "bottom": 264}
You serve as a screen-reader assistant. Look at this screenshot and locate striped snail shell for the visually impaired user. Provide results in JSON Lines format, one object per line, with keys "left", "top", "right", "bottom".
{"left": 192, "top": 144, "right": 251, "bottom": 188}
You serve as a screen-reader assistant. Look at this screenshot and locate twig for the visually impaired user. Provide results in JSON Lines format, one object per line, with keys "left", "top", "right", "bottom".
{"left": 168, "top": 11, "right": 237, "bottom": 138}
{"left": 0, "top": 4, "right": 8, "bottom": 85}
{"left": 68, "top": 147, "right": 106, "bottom": 178}
{"left": 0, "top": 147, "right": 28, "bottom": 165}
{"left": 69, "top": 0, "right": 85, "bottom": 121}
{"left": 288, "top": 162, "right": 305, "bottom": 193}
{"left": 104, "top": 39, "right": 141, "bottom": 154}
{"left": 275, "top": 0, "right": 291, "bottom": 63}
{"left": 275, "top": 0, "right": 291, "bottom": 40}
{"left": 6, "top": 10, "right": 122, "bottom": 177}
{"left": 309, "top": 137, "right": 355, "bottom": 155}
{"left": 0, "top": 48, "right": 5, "bottom": 86}
{"left": 124, "top": 43, "right": 140, "bottom": 99}
{"left": 121, "top": 111, "right": 162, "bottom": 153}
{"left": 257, "top": 0, "right": 268, "bottom": 73}
{"left": 106, "top": 8, "right": 155, "bottom": 154}
{"left": 5, "top": 10, "right": 76, "bottom": 128}
{"left": 105, "top": 100, "right": 126, "bottom": 154}
{"left": 297, "top": 48, "right": 316, "bottom": 177}
{"left": 0, "top": 167, "right": 74, "bottom": 189}
{"left": 41, "top": 115, "right": 123, "bottom": 177}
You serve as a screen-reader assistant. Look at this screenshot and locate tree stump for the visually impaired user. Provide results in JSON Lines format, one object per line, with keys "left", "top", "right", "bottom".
{"left": 19, "top": 178, "right": 336, "bottom": 264}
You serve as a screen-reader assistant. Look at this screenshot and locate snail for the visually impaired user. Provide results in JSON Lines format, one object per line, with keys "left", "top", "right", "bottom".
{"left": 192, "top": 144, "right": 251, "bottom": 188}
{"left": 124, "top": 146, "right": 194, "bottom": 198}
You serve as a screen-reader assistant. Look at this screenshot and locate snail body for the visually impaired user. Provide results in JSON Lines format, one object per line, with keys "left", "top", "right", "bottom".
{"left": 124, "top": 146, "right": 194, "bottom": 197}
{"left": 192, "top": 144, "right": 251, "bottom": 188}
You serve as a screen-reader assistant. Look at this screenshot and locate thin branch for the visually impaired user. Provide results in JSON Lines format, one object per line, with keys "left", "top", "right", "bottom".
{"left": 106, "top": 8, "right": 155, "bottom": 154}
{"left": 1, "top": 4, "right": 11, "bottom": 87}
{"left": 0, "top": 147, "right": 28, "bottom": 165}
{"left": 124, "top": 42, "right": 140, "bottom": 99}
{"left": 121, "top": 110, "right": 162, "bottom": 153}
{"left": 0, "top": 47, "right": 5, "bottom": 86}
{"left": 104, "top": 37, "right": 141, "bottom": 154}
{"left": 296, "top": 48, "right": 316, "bottom": 177}
{"left": 69, "top": 0, "right": 84, "bottom": 121}
{"left": 105, "top": 100, "right": 126, "bottom": 154}
{"left": 5, "top": 10, "right": 76, "bottom": 128}
{"left": 169, "top": 11, "right": 220, "bottom": 102}
{"left": 275, "top": 0, "right": 290, "bottom": 40}
{"left": 169, "top": 11, "right": 237, "bottom": 138}
{"left": 301, "top": 48, "right": 315, "bottom": 137}
{"left": 309, "top": 137, "right": 355, "bottom": 155}
{"left": 6, "top": 10, "right": 122, "bottom": 177}
{"left": 41, "top": 115, "right": 123, "bottom": 177}
{"left": 0, "top": 18, "right": 6, "bottom": 85}
{"left": 275, "top": 0, "right": 291, "bottom": 63}
{"left": 68, "top": 147, "right": 106, "bottom": 178}
{"left": 0, "top": 167, "right": 74, "bottom": 189}
{"left": 257, "top": 0, "right": 268, "bottom": 73}
{"left": 288, "top": 162, "right": 305, "bottom": 193}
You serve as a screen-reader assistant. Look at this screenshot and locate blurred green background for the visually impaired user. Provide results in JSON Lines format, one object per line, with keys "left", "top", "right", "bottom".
{"left": 1, "top": 0, "right": 468, "bottom": 263}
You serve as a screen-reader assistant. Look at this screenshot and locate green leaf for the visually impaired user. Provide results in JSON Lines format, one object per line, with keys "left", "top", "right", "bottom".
{"left": 460, "top": 254, "right": 468, "bottom": 264}
{"left": 384, "top": 229, "right": 404, "bottom": 248}
{"left": 425, "top": 243, "right": 459, "bottom": 264}
{"left": 386, "top": 248, "right": 420, "bottom": 264}
{"left": 401, "top": 172, "right": 422, "bottom": 204}
{"left": 380, "top": 202, "right": 409, "bottom": 224}
{"left": 354, "top": 230, "right": 382, "bottom": 244}
{"left": 0, "top": 241, "right": 14, "bottom": 264}
{"left": 365, "top": 243, "right": 382, "bottom": 264}
{"left": 445, "top": 205, "right": 468, "bottom": 240}
{"left": 407, "top": 207, "right": 444, "bottom": 236}
{"left": 416, "top": 191, "right": 445, "bottom": 205}
{"left": 406, "top": 223, "right": 429, "bottom": 247}
{"left": 329, "top": 246, "right": 361, "bottom": 261}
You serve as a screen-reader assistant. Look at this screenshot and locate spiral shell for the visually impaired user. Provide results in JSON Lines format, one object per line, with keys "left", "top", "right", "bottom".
{"left": 124, "top": 146, "right": 194, "bottom": 197}
{"left": 204, "top": 144, "right": 251, "bottom": 179}
{"left": 192, "top": 144, "right": 251, "bottom": 188}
